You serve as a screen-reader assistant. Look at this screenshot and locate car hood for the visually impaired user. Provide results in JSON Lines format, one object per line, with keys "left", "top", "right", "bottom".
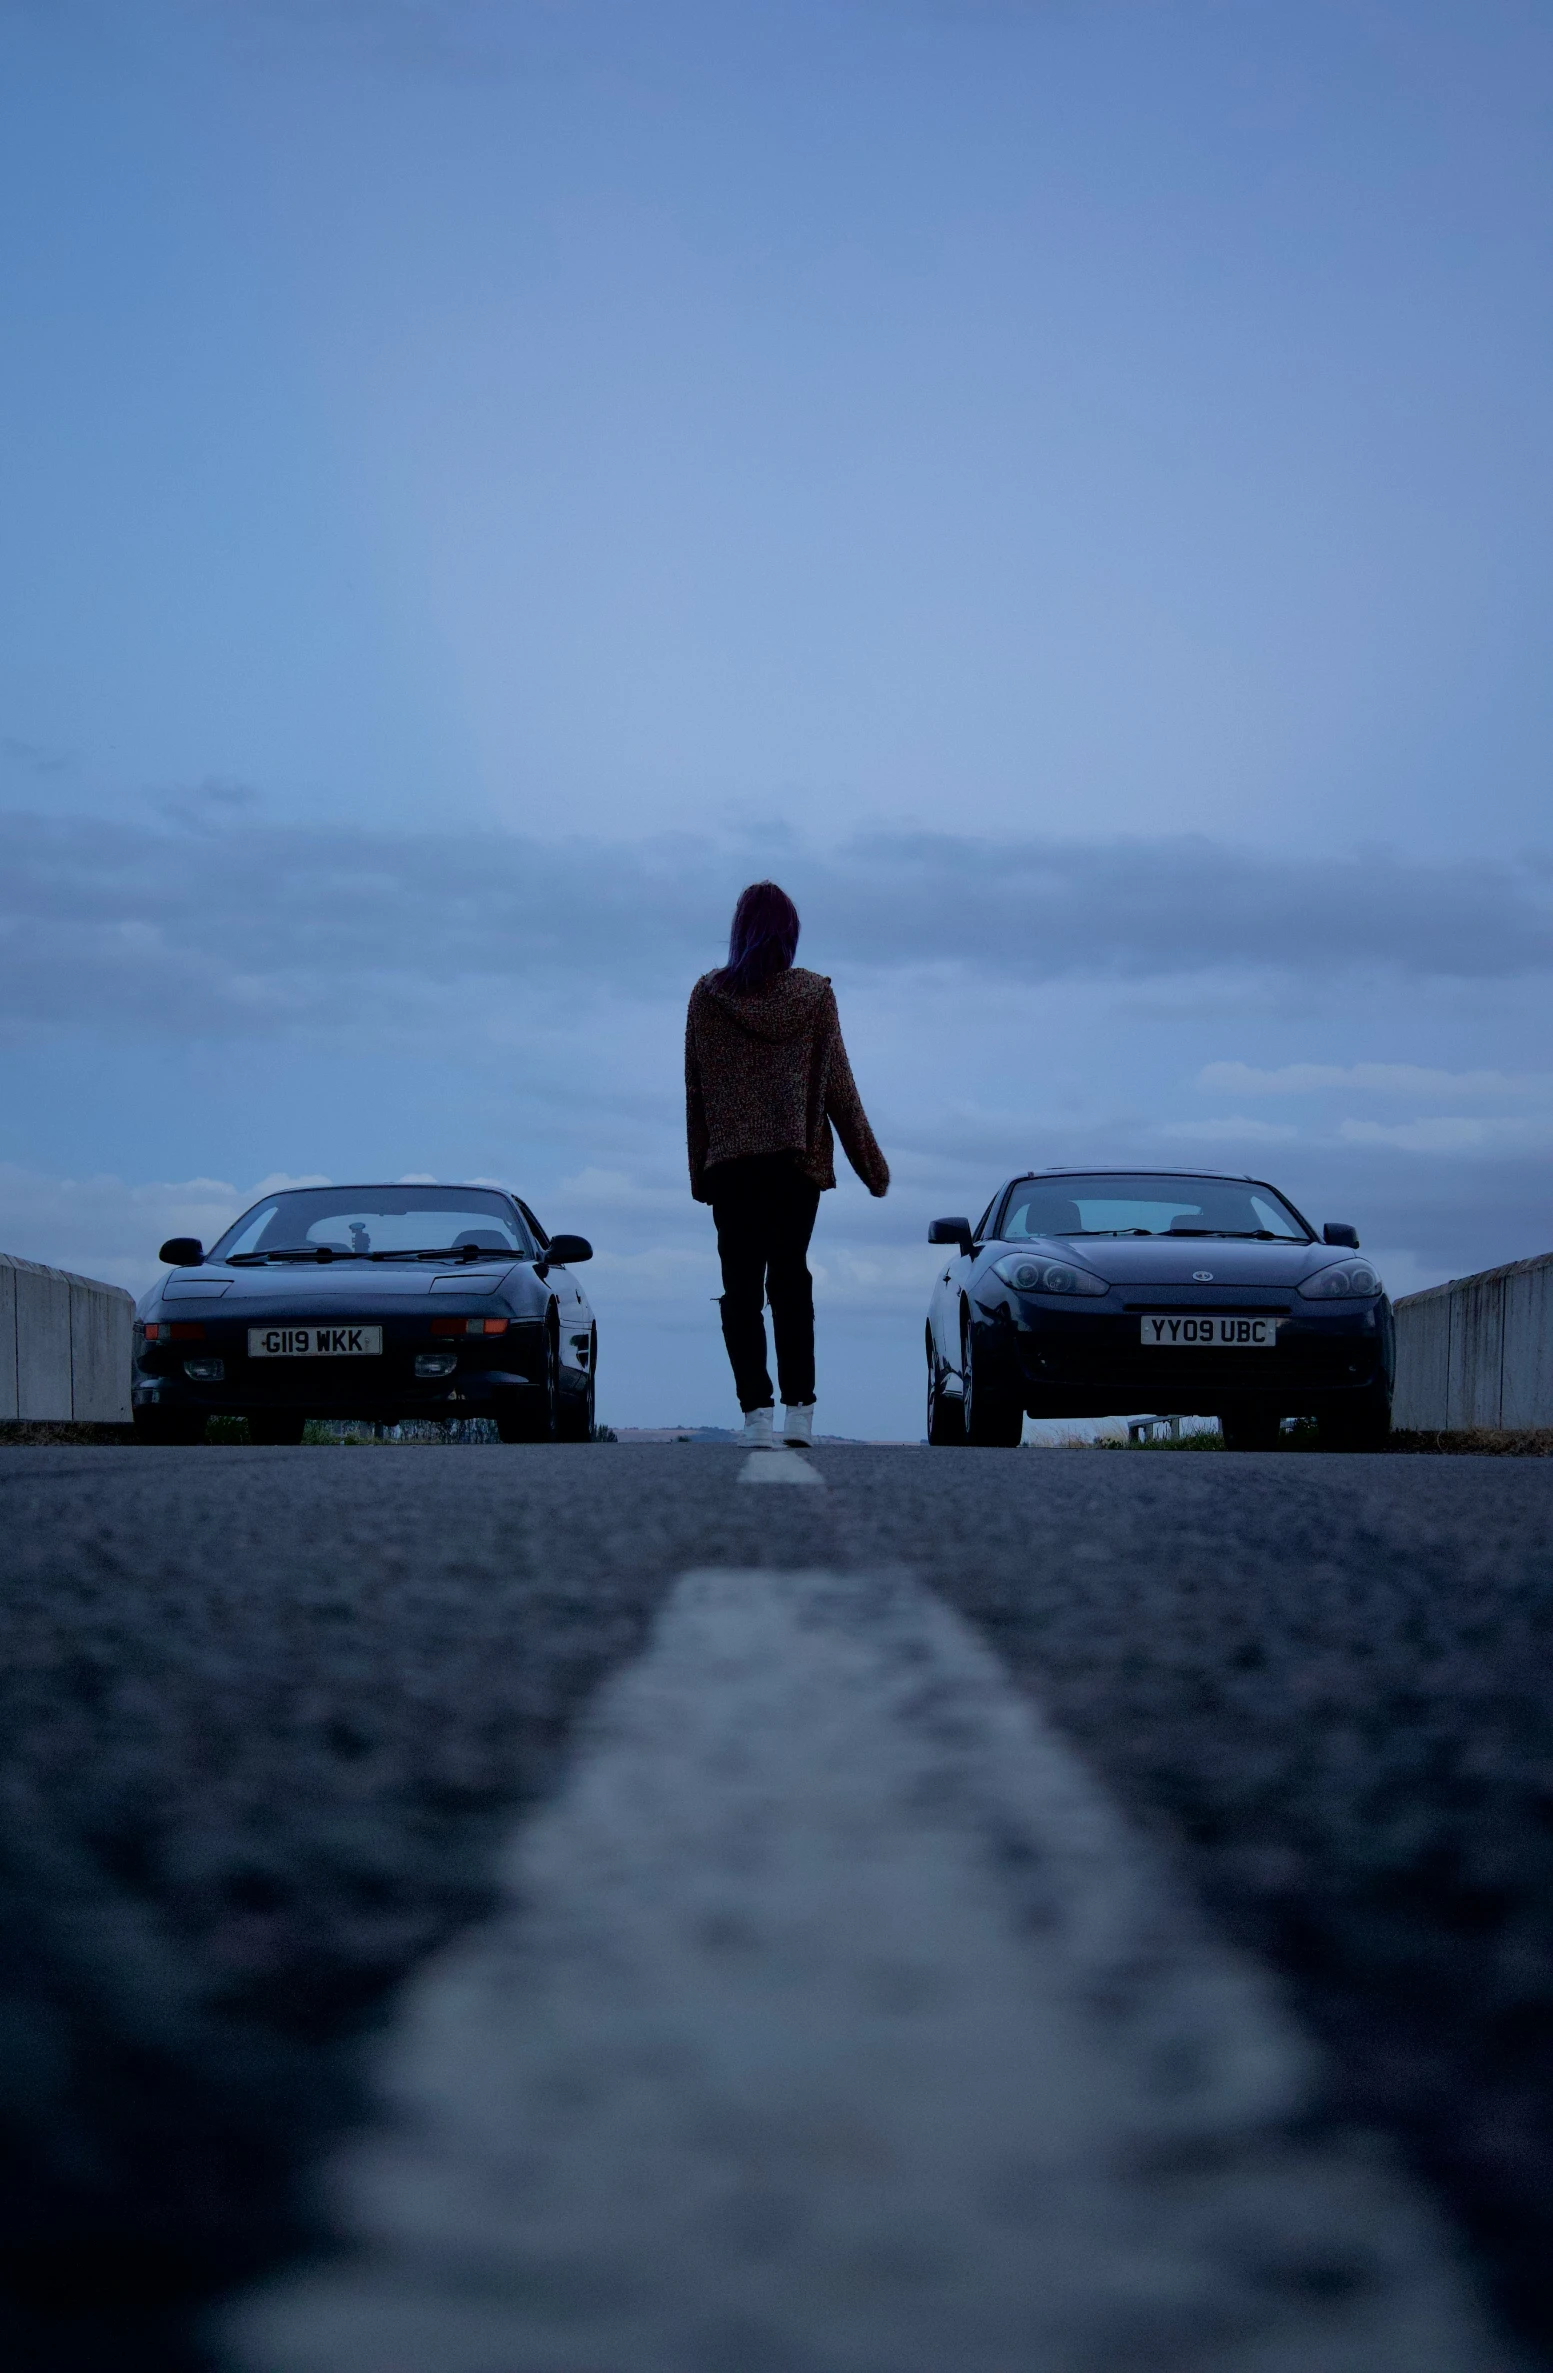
{"left": 141, "top": 1261, "right": 525, "bottom": 1314}
{"left": 997, "top": 1237, "right": 1352, "bottom": 1290}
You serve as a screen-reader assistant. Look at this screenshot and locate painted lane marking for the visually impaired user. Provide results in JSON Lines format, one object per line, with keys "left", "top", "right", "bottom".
{"left": 222, "top": 1568, "right": 1508, "bottom": 2373}
{"left": 739, "top": 1447, "right": 825, "bottom": 1485}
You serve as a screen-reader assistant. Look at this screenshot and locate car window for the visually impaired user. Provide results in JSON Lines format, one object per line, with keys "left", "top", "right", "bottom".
{"left": 514, "top": 1198, "right": 549, "bottom": 1249}
{"left": 209, "top": 1188, "right": 536, "bottom": 1259}
{"left": 1001, "top": 1174, "right": 1308, "bottom": 1241}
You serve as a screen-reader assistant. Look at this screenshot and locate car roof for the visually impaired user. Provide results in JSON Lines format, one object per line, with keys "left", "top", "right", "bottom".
{"left": 258, "top": 1182, "right": 521, "bottom": 1197}
{"left": 1005, "top": 1168, "right": 1257, "bottom": 1184}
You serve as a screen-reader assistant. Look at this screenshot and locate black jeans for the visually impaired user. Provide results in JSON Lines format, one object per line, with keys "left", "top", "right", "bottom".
{"left": 707, "top": 1153, "right": 822, "bottom": 1412}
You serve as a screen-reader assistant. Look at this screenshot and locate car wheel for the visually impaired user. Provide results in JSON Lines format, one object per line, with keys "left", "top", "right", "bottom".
{"left": 1317, "top": 1386, "right": 1392, "bottom": 1452}
{"left": 132, "top": 1406, "right": 207, "bottom": 1445}
{"left": 962, "top": 1311, "right": 1023, "bottom": 1447}
{"left": 497, "top": 1313, "right": 559, "bottom": 1443}
{"left": 926, "top": 1327, "right": 964, "bottom": 1445}
{"left": 1218, "top": 1407, "right": 1281, "bottom": 1452}
{"left": 247, "top": 1411, "right": 306, "bottom": 1446}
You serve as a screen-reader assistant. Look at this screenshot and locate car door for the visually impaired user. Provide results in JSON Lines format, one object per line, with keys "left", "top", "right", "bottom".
{"left": 930, "top": 1192, "right": 998, "bottom": 1381}
{"left": 948, "top": 1192, "right": 1004, "bottom": 1378}
{"left": 552, "top": 1258, "right": 592, "bottom": 1393}
{"left": 928, "top": 1250, "right": 963, "bottom": 1379}
{"left": 518, "top": 1200, "right": 592, "bottom": 1396}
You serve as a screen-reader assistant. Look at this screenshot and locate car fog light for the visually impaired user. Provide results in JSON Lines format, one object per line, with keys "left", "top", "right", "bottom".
{"left": 415, "top": 1351, "right": 458, "bottom": 1378}
{"left": 183, "top": 1357, "right": 224, "bottom": 1381}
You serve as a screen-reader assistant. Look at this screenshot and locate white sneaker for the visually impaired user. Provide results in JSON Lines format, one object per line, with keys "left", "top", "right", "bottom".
{"left": 741, "top": 1406, "right": 776, "bottom": 1448}
{"left": 781, "top": 1403, "right": 814, "bottom": 1448}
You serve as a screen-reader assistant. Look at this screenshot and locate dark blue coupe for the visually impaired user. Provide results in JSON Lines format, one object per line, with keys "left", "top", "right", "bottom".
{"left": 133, "top": 1182, "right": 596, "bottom": 1444}
{"left": 926, "top": 1169, "right": 1392, "bottom": 1450}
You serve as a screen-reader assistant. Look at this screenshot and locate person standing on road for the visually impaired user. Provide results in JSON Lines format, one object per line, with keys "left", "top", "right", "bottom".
{"left": 686, "top": 881, "right": 890, "bottom": 1450}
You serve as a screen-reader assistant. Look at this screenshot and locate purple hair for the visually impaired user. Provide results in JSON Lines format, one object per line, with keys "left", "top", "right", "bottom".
{"left": 717, "top": 881, "right": 800, "bottom": 995}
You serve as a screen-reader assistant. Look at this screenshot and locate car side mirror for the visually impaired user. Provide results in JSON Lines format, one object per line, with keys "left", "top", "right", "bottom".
{"left": 543, "top": 1233, "right": 593, "bottom": 1266}
{"left": 929, "top": 1217, "right": 975, "bottom": 1258}
{"left": 159, "top": 1237, "right": 204, "bottom": 1267}
{"left": 1322, "top": 1222, "right": 1360, "bottom": 1248}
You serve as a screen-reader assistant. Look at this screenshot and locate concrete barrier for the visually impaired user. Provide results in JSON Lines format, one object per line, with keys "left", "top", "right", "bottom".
{"left": 1392, "top": 1250, "right": 1553, "bottom": 1431}
{"left": 0, "top": 1254, "right": 135, "bottom": 1423}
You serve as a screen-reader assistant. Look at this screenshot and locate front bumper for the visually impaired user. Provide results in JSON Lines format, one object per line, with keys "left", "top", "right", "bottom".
{"left": 973, "top": 1290, "right": 1393, "bottom": 1420}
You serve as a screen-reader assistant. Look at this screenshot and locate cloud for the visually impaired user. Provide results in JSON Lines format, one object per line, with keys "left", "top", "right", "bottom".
{"left": 585, "top": 1244, "right": 720, "bottom": 1304}
{"left": 1362, "top": 1247, "right": 1449, "bottom": 1304}
{"left": 1335, "top": 1117, "right": 1553, "bottom": 1155}
{"left": 1199, "top": 1061, "right": 1553, "bottom": 1100}
{"left": 151, "top": 777, "right": 264, "bottom": 833}
{"left": 3, "top": 810, "right": 1551, "bottom": 1046}
{"left": 810, "top": 1243, "right": 945, "bottom": 1307}
{"left": 555, "top": 1167, "right": 688, "bottom": 1213}
{"left": 0, "top": 1165, "right": 331, "bottom": 1297}
{"left": 809, "top": 833, "right": 1553, "bottom": 986}
{"left": 1, "top": 735, "right": 74, "bottom": 780}
{"left": 1157, "top": 1118, "right": 1300, "bottom": 1145}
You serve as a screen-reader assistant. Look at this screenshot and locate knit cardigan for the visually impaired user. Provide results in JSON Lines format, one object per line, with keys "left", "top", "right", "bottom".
{"left": 685, "top": 967, "right": 890, "bottom": 1204}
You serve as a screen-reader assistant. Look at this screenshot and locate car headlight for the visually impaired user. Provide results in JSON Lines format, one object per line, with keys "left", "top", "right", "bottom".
{"left": 1299, "top": 1261, "right": 1382, "bottom": 1299}
{"left": 991, "top": 1252, "right": 1109, "bottom": 1297}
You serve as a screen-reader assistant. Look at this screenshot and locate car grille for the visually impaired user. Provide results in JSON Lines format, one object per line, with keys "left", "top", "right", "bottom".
{"left": 1123, "top": 1302, "right": 1292, "bottom": 1316}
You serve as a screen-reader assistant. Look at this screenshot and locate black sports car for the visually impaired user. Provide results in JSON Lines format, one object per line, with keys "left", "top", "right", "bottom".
{"left": 926, "top": 1168, "right": 1393, "bottom": 1450}
{"left": 132, "top": 1183, "right": 596, "bottom": 1445}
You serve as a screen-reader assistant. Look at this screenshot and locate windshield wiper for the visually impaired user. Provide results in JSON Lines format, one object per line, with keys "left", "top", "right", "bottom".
{"left": 368, "top": 1245, "right": 516, "bottom": 1263}
{"left": 228, "top": 1246, "right": 366, "bottom": 1265}
{"left": 1166, "top": 1229, "right": 1293, "bottom": 1241}
{"left": 228, "top": 1243, "right": 521, "bottom": 1266}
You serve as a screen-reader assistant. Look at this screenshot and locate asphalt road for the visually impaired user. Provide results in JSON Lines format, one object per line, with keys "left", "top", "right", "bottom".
{"left": 0, "top": 1444, "right": 1550, "bottom": 2369}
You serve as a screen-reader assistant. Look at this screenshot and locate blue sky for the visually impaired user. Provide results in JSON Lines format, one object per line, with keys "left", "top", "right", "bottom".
{"left": 2, "top": 0, "right": 1550, "bottom": 1436}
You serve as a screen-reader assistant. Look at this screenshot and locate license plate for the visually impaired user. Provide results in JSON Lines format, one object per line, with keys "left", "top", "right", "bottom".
{"left": 247, "top": 1325, "right": 383, "bottom": 1358}
{"left": 1140, "top": 1316, "right": 1277, "bottom": 1349}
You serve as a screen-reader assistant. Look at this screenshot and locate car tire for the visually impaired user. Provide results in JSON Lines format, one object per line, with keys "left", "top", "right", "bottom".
{"left": 247, "top": 1412, "right": 306, "bottom": 1446}
{"left": 132, "top": 1406, "right": 207, "bottom": 1445}
{"left": 497, "top": 1314, "right": 559, "bottom": 1443}
{"left": 1317, "top": 1386, "right": 1392, "bottom": 1452}
{"left": 926, "top": 1330, "right": 965, "bottom": 1446}
{"left": 1218, "top": 1406, "right": 1281, "bottom": 1452}
{"left": 962, "top": 1312, "right": 1023, "bottom": 1447}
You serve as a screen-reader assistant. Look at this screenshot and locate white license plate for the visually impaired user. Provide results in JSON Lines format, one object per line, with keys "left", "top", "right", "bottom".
{"left": 1140, "top": 1315, "right": 1277, "bottom": 1349}
{"left": 247, "top": 1325, "right": 383, "bottom": 1358}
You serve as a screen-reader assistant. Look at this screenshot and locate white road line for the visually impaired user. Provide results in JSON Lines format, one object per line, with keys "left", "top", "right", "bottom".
{"left": 740, "top": 1447, "right": 825, "bottom": 1485}
{"left": 221, "top": 1568, "right": 1509, "bottom": 2373}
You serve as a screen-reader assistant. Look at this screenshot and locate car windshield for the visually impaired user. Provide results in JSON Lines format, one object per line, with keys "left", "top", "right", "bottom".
{"left": 1001, "top": 1174, "right": 1309, "bottom": 1242}
{"left": 208, "top": 1187, "right": 535, "bottom": 1262}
